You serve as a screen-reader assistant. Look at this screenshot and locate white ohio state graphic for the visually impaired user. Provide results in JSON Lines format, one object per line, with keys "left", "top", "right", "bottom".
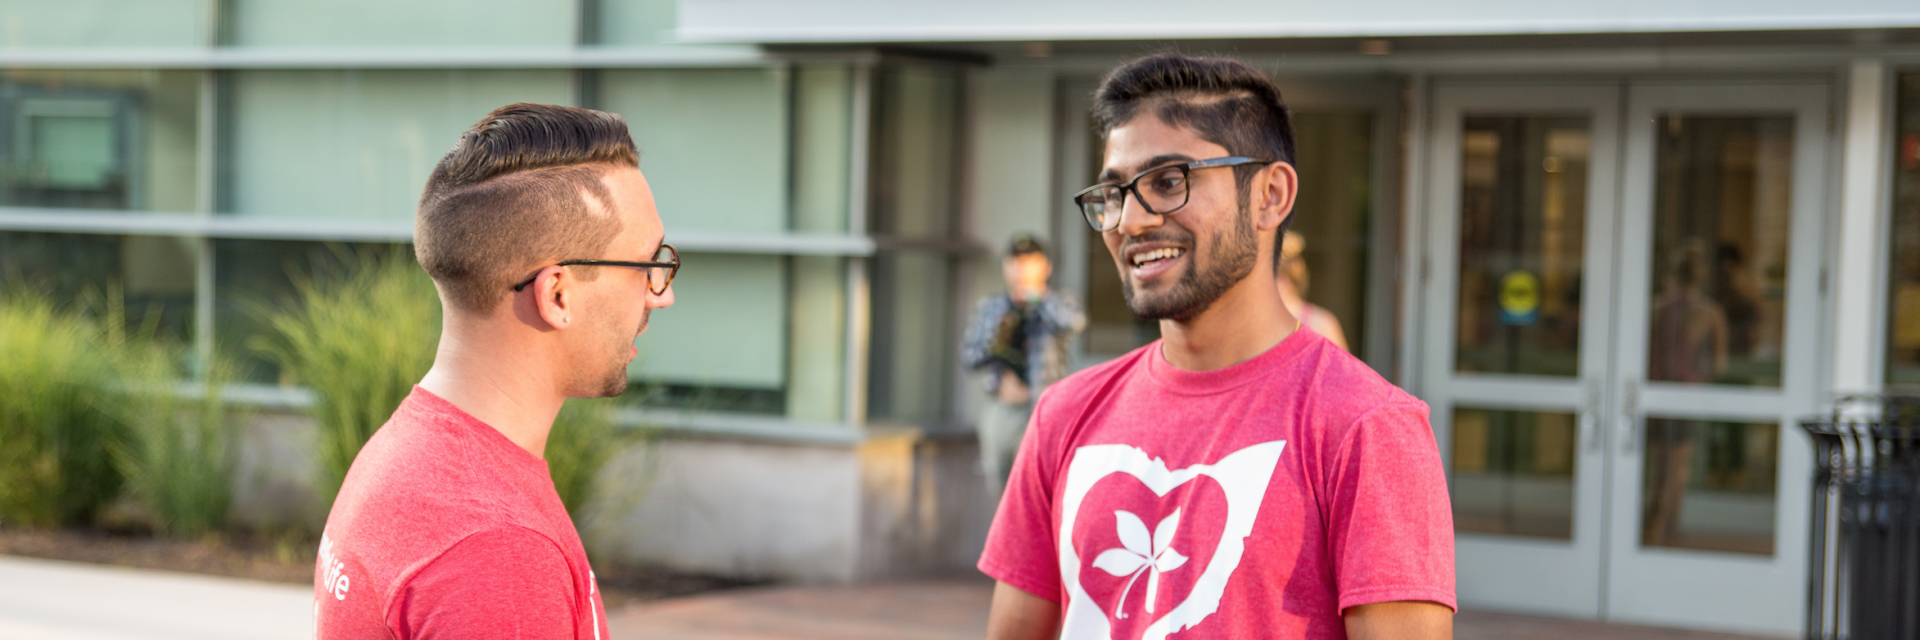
{"left": 1057, "top": 440, "right": 1286, "bottom": 640}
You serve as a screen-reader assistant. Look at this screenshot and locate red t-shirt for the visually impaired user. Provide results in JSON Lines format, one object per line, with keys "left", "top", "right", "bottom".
{"left": 979, "top": 330, "right": 1455, "bottom": 639}
{"left": 315, "top": 387, "right": 609, "bottom": 640}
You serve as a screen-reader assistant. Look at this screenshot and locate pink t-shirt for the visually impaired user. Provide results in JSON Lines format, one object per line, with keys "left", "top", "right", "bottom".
{"left": 979, "top": 329, "right": 1455, "bottom": 639}
{"left": 315, "top": 387, "right": 609, "bottom": 640}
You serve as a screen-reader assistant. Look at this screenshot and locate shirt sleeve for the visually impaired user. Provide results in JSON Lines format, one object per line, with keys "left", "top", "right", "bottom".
{"left": 977, "top": 390, "right": 1063, "bottom": 602}
{"left": 389, "top": 526, "right": 579, "bottom": 640}
{"left": 1324, "top": 401, "right": 1458, "bottom": 613}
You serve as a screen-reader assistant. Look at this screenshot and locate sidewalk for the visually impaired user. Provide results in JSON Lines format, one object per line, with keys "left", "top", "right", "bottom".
{"left": 0, "top": 554, "right": 1786, "bottom": 640}
{"left": 608, "top": 577, "right": 1789, "bottom": 640}
{"left": 0, "top": 555, "right": 311, "bottom": 640}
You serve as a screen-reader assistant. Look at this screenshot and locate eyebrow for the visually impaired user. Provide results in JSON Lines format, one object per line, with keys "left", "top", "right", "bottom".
{"left": 1097, "top": 153, "right": 1197, "bottom": 182}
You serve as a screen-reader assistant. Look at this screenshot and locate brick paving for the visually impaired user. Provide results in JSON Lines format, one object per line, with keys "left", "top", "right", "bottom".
{"left": 607, "top": 577, "right": 1787, "bottom": 640}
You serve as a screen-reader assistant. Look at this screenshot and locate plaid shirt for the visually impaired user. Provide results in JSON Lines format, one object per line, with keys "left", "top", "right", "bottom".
{"left": 960, "top": 290, "right": 1085, "bottom": 398}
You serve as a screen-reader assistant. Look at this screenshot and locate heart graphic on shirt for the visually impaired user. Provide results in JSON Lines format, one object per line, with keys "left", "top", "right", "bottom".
{"left": 1055, "top": 441, "right": 1285, "bottom": 640}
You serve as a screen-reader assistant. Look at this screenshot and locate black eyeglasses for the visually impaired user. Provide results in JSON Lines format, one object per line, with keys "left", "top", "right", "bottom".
{"left": 511, "top": 243, "right": 679, "bottom": 295}
{"left": 1071, "top": 156, "right": 1272, "bottom": 232}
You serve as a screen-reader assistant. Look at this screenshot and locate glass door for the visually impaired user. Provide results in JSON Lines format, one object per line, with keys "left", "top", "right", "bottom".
{"left": 1423, "top": 84, "right": 1623, "bottom": 618}
{"left": 1602, "top": 83, "right": 1827, "bottom": 636}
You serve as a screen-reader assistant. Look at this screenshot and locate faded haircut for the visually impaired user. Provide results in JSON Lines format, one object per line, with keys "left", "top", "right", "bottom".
{"left": 415, "top": 103, "right": 639, "bottom": 313}
{"left": 1091, "top": 53, "right": 1297, "bottom": 270}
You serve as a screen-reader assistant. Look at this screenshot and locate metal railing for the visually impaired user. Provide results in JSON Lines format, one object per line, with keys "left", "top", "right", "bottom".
{"left": 1804, "top": 395, "right": 1920, "bottom": 640}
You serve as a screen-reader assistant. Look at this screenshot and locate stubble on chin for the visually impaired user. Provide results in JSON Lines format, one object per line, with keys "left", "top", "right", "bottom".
{"left": 1120, "top": 213, "right": 1258, "bottom": 322}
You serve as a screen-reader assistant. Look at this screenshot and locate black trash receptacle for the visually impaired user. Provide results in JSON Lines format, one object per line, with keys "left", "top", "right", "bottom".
{"left": 1803, "top": 395, "right": 1920, "bottom": 640}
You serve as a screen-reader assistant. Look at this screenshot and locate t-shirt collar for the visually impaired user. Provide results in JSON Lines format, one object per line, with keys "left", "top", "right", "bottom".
{"left": 1144, "top": 328, "right": 1316, "bottom": 395}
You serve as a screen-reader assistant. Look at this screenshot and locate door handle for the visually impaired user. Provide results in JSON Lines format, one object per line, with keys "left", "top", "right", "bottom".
{"left": 1619, "top": 381, "right": 1639, "bottom": 454}
{"left": 1580, "top": 379, "right": 1601, "bottom": 454}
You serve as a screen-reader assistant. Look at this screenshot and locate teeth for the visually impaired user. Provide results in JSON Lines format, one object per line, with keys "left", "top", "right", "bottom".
{"left": 1131, "top": 248, "right": 1184, "bottom": 266}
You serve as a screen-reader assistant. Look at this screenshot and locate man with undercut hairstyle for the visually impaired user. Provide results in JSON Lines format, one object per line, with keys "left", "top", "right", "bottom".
{"left": 314, "top": 103, "right": 677, "bottom": 640}
{"left": 981, "top": 54, "right": 1455, "bottom": 639}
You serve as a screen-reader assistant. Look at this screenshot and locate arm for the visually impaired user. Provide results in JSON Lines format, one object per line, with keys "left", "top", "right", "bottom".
{"left": 1344, "top": 601, "right": 1453, "bottom": 640}
{"left": 961, "top": 297, "right": 1001, "bottom": 370}
{"left": 985, "top": 581, "right": 1060, "bottom": 640}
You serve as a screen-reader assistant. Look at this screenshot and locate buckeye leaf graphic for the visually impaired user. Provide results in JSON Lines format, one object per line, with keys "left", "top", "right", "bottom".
{"left": 1092, "top": 509, "right": 1186, "bottom": 619}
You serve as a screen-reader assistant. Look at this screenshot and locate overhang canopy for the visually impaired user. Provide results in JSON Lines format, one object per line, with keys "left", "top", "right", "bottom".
{"left": 676, "top": 0, "right": 1920, "bottom": 44}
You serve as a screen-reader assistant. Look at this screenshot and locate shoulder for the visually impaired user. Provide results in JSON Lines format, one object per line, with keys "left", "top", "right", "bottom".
{"left": 1288, "top": 333, "right": 1427, "bottom": 432}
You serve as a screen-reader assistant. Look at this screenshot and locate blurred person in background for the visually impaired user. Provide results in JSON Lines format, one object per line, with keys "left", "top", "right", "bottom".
{"left": 315, "top": 103, "right": 677, "bottom": 640}
{"left": 962, "top": 234, "right": 1086, "bottom": 497}
{"left": 980, "top": 53, "right": 1453, "bottom": 640}
{"left": 1276, "top": 230, "right": 1349, "bottom": 351}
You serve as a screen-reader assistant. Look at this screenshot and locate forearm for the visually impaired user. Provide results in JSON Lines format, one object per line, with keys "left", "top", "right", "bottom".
{"left": 985, "top": 581, "right": 1060, "bottom": 640}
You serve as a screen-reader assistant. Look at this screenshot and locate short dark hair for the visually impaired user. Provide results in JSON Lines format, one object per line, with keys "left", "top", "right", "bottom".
{"left": 415, "top": 103, "right": 640, "bottom": 313}
{"left": 1091, "top": 53, "right": 1297, "bottom": 268}
{"left": 1008, "top": 233, "right": 1047, "bottom": 258}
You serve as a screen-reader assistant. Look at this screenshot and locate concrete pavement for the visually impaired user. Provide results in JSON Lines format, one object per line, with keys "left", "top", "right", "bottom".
{"left": 0, "top": 555, "right": 311, "bottom": 640}
{"left": 0, "top": 554, "right": 1786, "bottom": 640}
{"left": 608, "top": 578, "right": 1789, "bottom": 640}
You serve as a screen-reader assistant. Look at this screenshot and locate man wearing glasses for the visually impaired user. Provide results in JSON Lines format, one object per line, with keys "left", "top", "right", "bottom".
{"left": 980, "top": 54, "right": 1455, "bottom": 639}
{"left": 314, "top": 103, "right": 676, "bottom": 640}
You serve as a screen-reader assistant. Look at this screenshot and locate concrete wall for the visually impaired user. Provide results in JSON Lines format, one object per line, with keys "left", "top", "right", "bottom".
{"left": 229, "top": 411, "right": 995, "bottom": 584}
{"left": 230, "top": 408, "right": 326, "bottom": 531}
{"left": 590, "top": 429, "right": 993, "bottom": 582}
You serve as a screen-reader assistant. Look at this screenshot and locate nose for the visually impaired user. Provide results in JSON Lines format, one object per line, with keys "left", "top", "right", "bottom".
{"left": 1114, "top": 187, "right": 1163, "bottom": 238}
{"left": 651, "top": 284, "right": 675, "bottom": 309}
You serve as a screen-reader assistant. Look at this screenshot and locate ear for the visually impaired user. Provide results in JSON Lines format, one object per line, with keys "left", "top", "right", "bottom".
{"left": 527, "top": 265, "right": 575, "bottom": 331}
{"left": 1252, "top": 161, "right": 1299, "bottom": 233}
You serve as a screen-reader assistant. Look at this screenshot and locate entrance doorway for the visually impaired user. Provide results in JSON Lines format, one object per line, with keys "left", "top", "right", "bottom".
{"left": 1420, "top": 81, "right": 1828, "bottom": 636}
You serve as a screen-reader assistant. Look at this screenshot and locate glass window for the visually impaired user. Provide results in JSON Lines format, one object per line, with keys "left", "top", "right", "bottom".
{"left": 213, "top": 239, "right": 408, "bottom": 383}
{"left": 1887, "top": 73, "right": 1920, "bottom": 387}
{"left": 0, "top": 0, "right": 205, "bottom": 48}
{"left": 1640, "top": 418, "right": 1778, "bottom": 555}
{"left": 1449, "top": 407, "right": 1577, "bottom": 540}
{"left": 1646, "top": 115, "right": 1794, "bottom": 388}
{"left": 866, "top": 64, "right": 963, "bottom": 426}
{"left": 596, "top": 0, "right": 678, "bottom": 45}
{"left": 227, "top": 70, "right": 571, "bottom": 221}
{"left": 1289, "top": 111, "right": 1374, "bottom": 358}
{"left": 1455, "top": 116, "right": 1590, "bottom": 377}
{"left": 0, "top": 70, "right": 200, "bottom": 212}
{"left": 598, "top": 68, "right": 789, "bottom": 234}
{"left": 1, "top": 231, "right": 197, "bottom": 344}
{"left": 227, "top": 0, "right": 573, "bottom": 47}
{"left": 630, "top": 252, "right": 788, "bottom": 396}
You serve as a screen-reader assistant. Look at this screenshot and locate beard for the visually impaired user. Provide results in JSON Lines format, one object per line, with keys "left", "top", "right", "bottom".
{"left": 581, "top": 307, "right": 647, "bottom": 398}
{"left": 1120, "top": 206, "right": 1259, "bottom": 322}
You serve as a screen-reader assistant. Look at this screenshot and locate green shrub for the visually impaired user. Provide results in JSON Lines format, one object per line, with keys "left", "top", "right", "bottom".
{"left": 547, "top": 399, "right": 626, "bottom": 518}
{"left": 0, "top": 290, "right": 124, "bottom": 527}
{"left": 250, "top": 249, "right": 439, "bottom": 508}
{"left": 109, "top": 351, "right": 239, "bottom": 539}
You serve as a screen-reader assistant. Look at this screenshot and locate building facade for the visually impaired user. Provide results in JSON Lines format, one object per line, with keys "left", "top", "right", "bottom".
{"left": 8, "top": 0, "right": 1920, "bottom": 636}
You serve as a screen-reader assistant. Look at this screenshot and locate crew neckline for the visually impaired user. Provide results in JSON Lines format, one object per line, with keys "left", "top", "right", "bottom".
{"left": 1144, "top": 328, "right": 1318, "bottom": 395}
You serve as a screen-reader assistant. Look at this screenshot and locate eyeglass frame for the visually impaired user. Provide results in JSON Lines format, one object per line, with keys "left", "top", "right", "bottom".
{"left": 510, "top": 243, "right": 679, "bottom": 295}
{"left": 1071, "top": 156, "right": 1273, "bottom": 232}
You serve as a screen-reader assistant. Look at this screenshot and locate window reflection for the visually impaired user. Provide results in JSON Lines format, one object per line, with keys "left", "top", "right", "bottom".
{"left": 1449, "top": 407, "right": 1577, "bottom": 539}
{"left": 0, "top": 69, "right": 200, "bottom": 212}
{"left": 1887, "top": 74, "right": 1920, "bottom": 387}
{"left": 1641, "top": 418, "right": 1778, "bottom": 555}
{"left": 0, "top": 231, "right": 196, "bottom": 344}
{"left": 1647, "top": 115, "right": 1793, "bottom": 387}
{"left": 1455, "top": 116, "right": 1589, "bottom": 377}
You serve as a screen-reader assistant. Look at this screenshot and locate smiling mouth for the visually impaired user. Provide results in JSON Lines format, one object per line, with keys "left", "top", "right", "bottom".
{"left": 1130, "top": 247, "right": 1186, "bottom": 268}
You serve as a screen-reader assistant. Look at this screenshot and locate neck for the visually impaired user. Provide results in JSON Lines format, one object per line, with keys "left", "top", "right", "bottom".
{"left": 417, "top": 314, "right": 565, "bottom": 458}
{"left": 1158, "top": 269, "right": 1298, "bottom": 371}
